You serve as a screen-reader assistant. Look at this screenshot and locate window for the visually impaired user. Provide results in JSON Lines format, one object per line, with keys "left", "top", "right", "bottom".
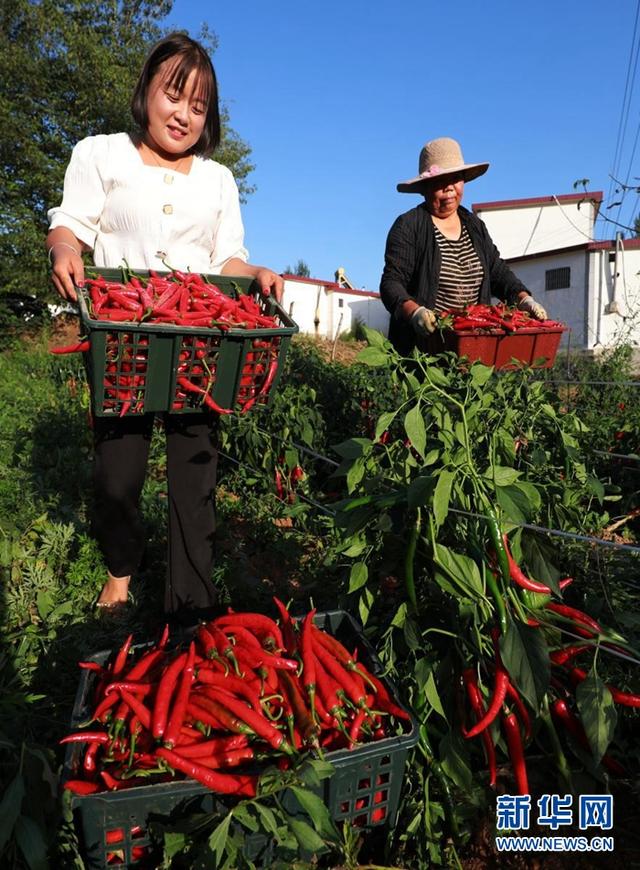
{"left": 338, "top": 298, "right": 344, "bottom": 308}
{"left": 545, "top": 267, "right": 570, "bottom": 291}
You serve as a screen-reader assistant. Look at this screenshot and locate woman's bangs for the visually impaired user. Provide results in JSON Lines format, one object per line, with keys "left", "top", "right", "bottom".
{"left": 163, "top": 54, "right": 212, "bottom": 107}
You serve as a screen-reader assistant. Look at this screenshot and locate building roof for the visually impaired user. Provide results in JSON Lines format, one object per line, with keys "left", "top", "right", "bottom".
{"left": 282, "top": 273, "right": 379, "bottom": 298}
{"left": 472, "top": 191, "right": 603, "bottom": 214}
{"left": 505, "top": 236, "right": 640, "bottom": 264}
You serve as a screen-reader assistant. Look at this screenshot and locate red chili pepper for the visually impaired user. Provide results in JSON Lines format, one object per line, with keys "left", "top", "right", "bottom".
{"left": 546, "top": 603, "right": 602, "bottom": 637}
{"left": 503, "top": 535, "right": 553, "bottom": 594}
{"left": 549, "top": 645, "right": 590, "bottom": 666}
{"left": 174, "top": 734, "right": 250, "bottom": 759}
{"left": 196, "top": 670, "right": 262, "bottom": 711}
{"left": 118, "top": 689, "right": 152, "bottom": 732}
{"left": 156, "top": 747, "right": 257, "bottom": 796}
{"left": 272, "top": 597, "right": 298, "bottom": 655}
{"left": 464, "top": 664, "right": 510, "bottom": 740}
{"left": 462, "top": 668, "right": 497, "bottom": 786}
{"left": 152, "top": 651, "right": 188, "bottom": 740}
{"left": 59, "top": 731, "right": 111, "bottom": 745}
{"left": 163, "top": 642, "right": 196, "bottom": 749}
{"left": 212, "top": 693, "right": 290, "bottom": 752}
{"left": 567, "top": 667, "right": 640, "bottom": 708}
{"left": 112, "top": 633, "right": 134, "bottom": 677}
{"left": 502, "top": 712, "right": 529, "bottom": 794}
{"left": 278, "top": 669, "right": 320, "bottom": 747}
{"left": 51, "top": 340, "right": 91, "bottom": 355}
{"left": 62, "top": 779, "right": 101, "bottom": 795}
{"left": 213, "top": 613, "right": 284, "bottom": 652}
{"left": 505, "top": 683, "right": 531, "bottom": 740}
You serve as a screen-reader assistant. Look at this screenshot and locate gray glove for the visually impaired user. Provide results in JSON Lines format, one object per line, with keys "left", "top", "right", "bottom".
{"left": 410, "top": 306, "right": 437, "bottom": 336}
{"left": 517, "top": 295, "right": 547, "bottom": 321}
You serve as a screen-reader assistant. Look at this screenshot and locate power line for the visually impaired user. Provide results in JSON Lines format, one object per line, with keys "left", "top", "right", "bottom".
{"left": 605, "top": 0, "right": 640, "bottom": 236}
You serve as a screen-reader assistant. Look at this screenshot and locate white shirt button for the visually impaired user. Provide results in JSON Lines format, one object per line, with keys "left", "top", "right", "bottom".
{"left": 163, "top": 204, "right": 173, "bottom": 215}
{"left": 164, "top": 174, "right": 174, "bottom": 185}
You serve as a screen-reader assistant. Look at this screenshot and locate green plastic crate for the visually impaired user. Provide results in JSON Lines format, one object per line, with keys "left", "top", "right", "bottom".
{"left": 62, "top": 610, "right": 418, "bottom": 869}
{"left": 76, "top": 269, "right": 298, "bottom": 417}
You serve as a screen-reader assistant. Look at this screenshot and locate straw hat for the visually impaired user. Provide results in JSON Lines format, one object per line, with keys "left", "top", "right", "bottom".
{"left": 397, "top": 137, "right": 489, "bottom": 193}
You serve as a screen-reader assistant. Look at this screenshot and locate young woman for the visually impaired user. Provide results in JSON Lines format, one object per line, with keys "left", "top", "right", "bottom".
{"left": 47, "top": 33, "right": 283, "bottom": 623}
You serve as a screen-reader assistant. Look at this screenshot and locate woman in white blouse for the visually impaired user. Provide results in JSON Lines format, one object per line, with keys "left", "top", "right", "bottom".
{"left": 46, "top": 33, "right": 283, "bottom": 622}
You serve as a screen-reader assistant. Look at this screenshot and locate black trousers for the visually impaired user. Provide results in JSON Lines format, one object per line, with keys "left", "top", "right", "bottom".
{"left": 91, "top": 413, "right": 219, "bottom": 618}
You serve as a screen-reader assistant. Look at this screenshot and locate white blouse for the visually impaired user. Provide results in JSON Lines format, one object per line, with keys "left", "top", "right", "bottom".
{"left": 48, "top": 132, "right": 249, "bottom": 274}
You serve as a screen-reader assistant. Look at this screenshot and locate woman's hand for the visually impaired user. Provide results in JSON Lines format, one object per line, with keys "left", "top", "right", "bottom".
{"left": 49, "top": 243, "right": 84, "bottom": 302}
{"left": 410, "top": 306, "right": 437, "bottom": 336}
{"left": 517, "top": 295, "right": 547, "bottom": 321}
{"left": 254, "top": 269, "right": 284, "bottom": 302}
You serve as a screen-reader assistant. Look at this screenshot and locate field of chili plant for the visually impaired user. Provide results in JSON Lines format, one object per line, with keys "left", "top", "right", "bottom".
{"left": 0, "top": 324, "right": 639, "bottom": 868}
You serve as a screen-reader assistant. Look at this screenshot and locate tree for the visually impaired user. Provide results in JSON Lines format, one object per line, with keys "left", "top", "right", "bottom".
{"left": 0, "top": 1, "right": 254, "bottom": 305}
{"left": 283, "top": 259, "right": 311, "bottom": 278}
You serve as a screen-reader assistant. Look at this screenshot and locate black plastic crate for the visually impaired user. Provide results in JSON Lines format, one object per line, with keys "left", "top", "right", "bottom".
{"left": 76, "top": 269, "right": 298, "bottom": 417}
{"left": 62, "top": 610, "right": 418, "bottom": 868}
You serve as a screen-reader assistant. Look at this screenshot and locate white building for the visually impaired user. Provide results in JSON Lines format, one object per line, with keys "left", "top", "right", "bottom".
{"left": 474, "top": 192, "right": 640, "bottom": 352}
{"left": 281, "top": 274, "right": 388, "bottom": 339}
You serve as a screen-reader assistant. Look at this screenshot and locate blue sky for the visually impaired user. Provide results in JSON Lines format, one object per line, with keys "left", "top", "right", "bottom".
{"left": 166, "top": 1, "right": 640, "bottom": 290}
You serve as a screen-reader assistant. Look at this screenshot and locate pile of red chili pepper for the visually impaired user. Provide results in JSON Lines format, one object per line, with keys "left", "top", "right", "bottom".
{"left": 51, "top": 271, "right": 283, "bottom": 416}
{"left": 459, "top": 520, "right": 638, "bottom": 794}
{"left": 80, "top": 270, "right": 281, "bottom": 331}
{"left": 61, "top": 601, "right": 410, "bottom": 798}
{"left": 439, "top": 303, "right": 564, "bottom": 333}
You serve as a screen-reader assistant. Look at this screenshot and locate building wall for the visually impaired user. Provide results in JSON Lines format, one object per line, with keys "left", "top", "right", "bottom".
{"left": 508, "top": 246, "right": 640, "bottom": 351}
{"left": 281, "top": 277, "right": 389, "bottom": 339}
{"left": 475, "top": 198, "right": 598, "bottom": 259}
{"left": 507, "top": 250, "right": 588, "bottom": 346}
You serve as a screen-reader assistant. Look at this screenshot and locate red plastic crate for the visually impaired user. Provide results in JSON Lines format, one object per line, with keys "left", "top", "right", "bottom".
{"left": 425, "top": 324, "right": 567, "bottom": 369}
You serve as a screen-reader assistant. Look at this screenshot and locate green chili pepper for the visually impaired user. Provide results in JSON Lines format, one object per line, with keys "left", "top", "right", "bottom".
{"left": 405, "top": 508, "right": 420, "bottom": 610}
{"left": 485, "top": 506, "right": 510, "bottom": 588}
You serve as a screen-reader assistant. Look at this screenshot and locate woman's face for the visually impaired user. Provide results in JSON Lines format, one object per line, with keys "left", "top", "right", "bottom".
{"left": 145, "top": 59, "right": 208, "bottom": 156}
{"left": 424, "top": 174, "right": 465, "bottom": 218}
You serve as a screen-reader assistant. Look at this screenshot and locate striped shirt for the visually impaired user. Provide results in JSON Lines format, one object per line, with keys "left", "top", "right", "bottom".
{"left": 433, "top": 223, "right": 484, "bottom": 313}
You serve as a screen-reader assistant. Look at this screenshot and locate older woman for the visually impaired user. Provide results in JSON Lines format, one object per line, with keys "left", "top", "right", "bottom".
{"left": 380, "top": 137, "right": 547, "bottom": 355}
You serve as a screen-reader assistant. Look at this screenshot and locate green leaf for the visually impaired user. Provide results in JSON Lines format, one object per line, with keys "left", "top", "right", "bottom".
{"left": 333, "top": 437, "right": 372, "bottom": 459}
{"left": 433, "top": 470, "right": 455, "bottom": 527}
{"left": 404, "top": 405, "right": 426, "bottom": 458}
{"left": 289, "top": 818, "right": 326, "bottom": 853}
{"left": 576, "top": 669, "right": 617, "bottom": 764}
{"left": 499, "top": 622, "right": 549, "bottom": 710}
{"left": 496, "top": 482, "right": 540, "bottom": 523}
{"left": 407, "top": 475, "right": 435, "bottom": 510}
{"left": 346, "top": 456, "right": 367, "bottom": 493}
{"left": 425, "top": 670, "right": 446, "bottom": 719}
{"left": 362, "top": 325, "right": 386, "bottom": 346}
{"left": 290, "top": 786, "right": 338, "bottom": 841}
{"left": 486, "top": 466, "right": 522, "bottom": 487}
{"left": 298, "top": 759, "right": 335, "bottom": 787}
{"left": 356, "top": 346, "right": 388, "bottom": 367}
{"left": 208, "top": 812, "right": 233, "bottom": 864}
{"left": 520, "top": 535, "right": 561, "bottom": 594}
{"left": 391, "top": 602, "right": 408, "bottom": 628}
{"left": 0, "top": 773, "right": 24, "bottom": 851}
{"left": 348, "top": 562, "right": 368, "bottom": 593}
{"left": 358, "top": 587, "right": 374, "bottom": 626}
{"left": 163, "top": 831, "right": 187, "bottom": 859}
{"left": 36, "top": 590, "right": 54, "bottom": 620}
{"left": 374, "top": 411, "right": 397, "bottom": 442}
{"left": 434, "top": 544, "right": 484, "bottom": 597}
{"left": 403, "top": 615, "right": 421, "bottom": 651}
{"left": 438, "top": 732, "right": 472, "bottom": 791}
{"left": 253, "top": 802, "right": 280, "bottom": 837}
{"left": 470, "top": 363, "right": 494, "bottom": 387}
{"left": 232, "top": 804, "right": 259, "bottom": 833}
{"left": 14, "top": 815, "right": 48, "bottom": 870}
